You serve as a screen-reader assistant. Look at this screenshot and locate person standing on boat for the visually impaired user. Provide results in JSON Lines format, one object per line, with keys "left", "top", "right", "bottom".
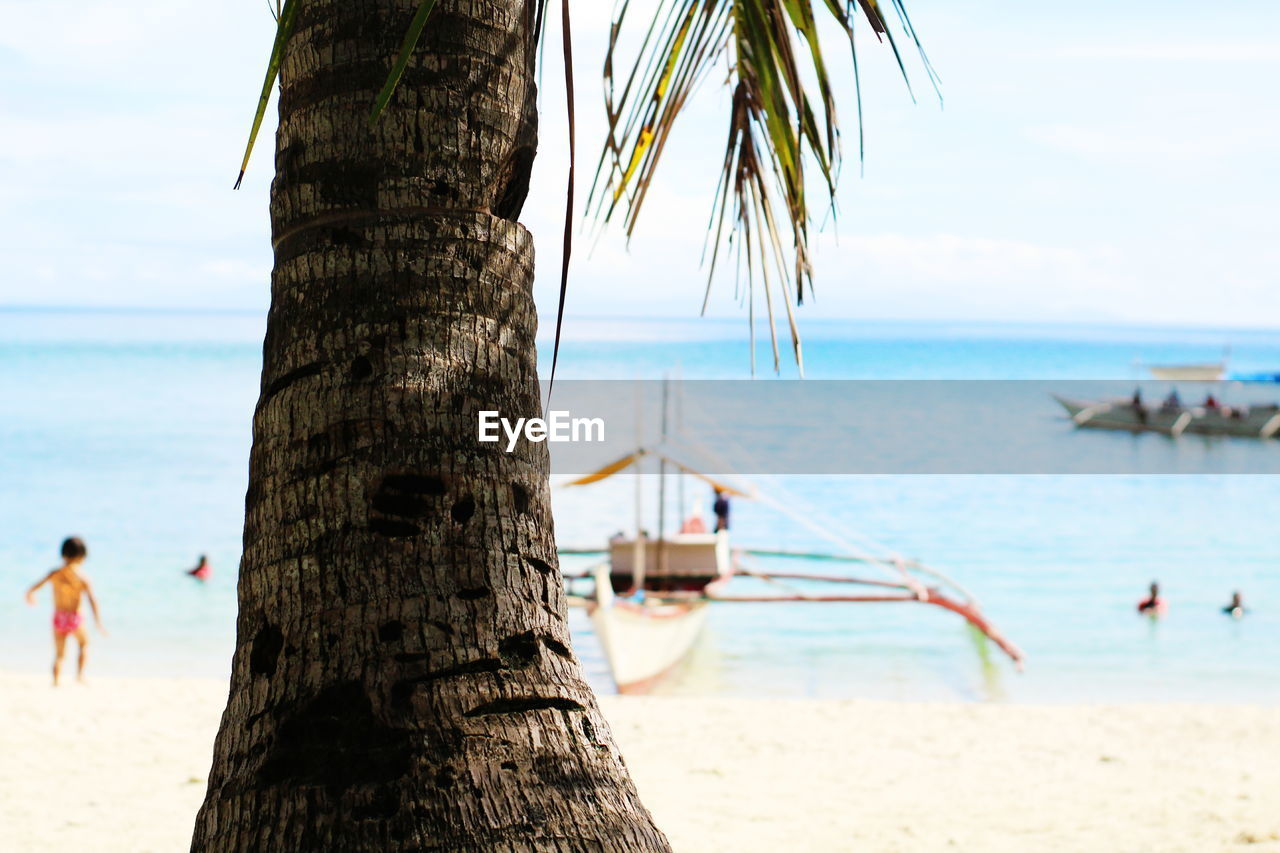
{"left": 713, "top": 489, "right": 730, "bottom": 532}
{"left": 1137, "top": 581, "right": 1166, "bottom": 617}
{"left": 1131, "top": 388, "right": 1148, "bottom": 424}
{"left": 1223, "top": 591, "right": 1247, "bottom": 620}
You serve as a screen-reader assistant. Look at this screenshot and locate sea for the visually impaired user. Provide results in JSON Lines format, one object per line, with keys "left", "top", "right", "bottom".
{"left": 2, "top": 308, "right": 1278, "bottom": 704}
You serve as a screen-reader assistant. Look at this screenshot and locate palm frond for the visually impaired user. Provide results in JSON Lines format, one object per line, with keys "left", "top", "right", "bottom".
{"left": 369, "top": 0, "right": 440, "bottom": 125}
{"left": 591, "top": 0, "right": 932, "bottom": 373}
{"left": 234, "top": 0, "right": 298, "bottom": 189}
{"left": 236, "top": 0, "right": 443, "bottom": 188}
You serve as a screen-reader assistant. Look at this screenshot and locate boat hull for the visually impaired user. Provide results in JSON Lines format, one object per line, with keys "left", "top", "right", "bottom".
{"left": 1053, "top": 396, "right": 1280, "bottom": 439}
{"left": 1148, "top": 363, "right": 1225, "bottom": 381}
{"left": 589, "top": 598, "right": 708, "bottom": 694}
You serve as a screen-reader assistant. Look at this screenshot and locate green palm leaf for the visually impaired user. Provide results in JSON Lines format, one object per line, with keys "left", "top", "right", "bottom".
{"left": 369, "top": 0, "right": 440, "bottom": 125}
{"left": 236, "top": 0, "right": 442, "bottom": 191}
{"left": 234, "top": 0, "right": 298, "bottom": 189}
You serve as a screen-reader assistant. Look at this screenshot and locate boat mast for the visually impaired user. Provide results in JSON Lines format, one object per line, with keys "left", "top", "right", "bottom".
{"left": 675, "top": 367, "right": 685, "bottom": 524}
{"left": 632, "top": 385, "right": 646, "bottom": 592}
{"left": 656, "top": 377, "right": 670, "bottom": 579}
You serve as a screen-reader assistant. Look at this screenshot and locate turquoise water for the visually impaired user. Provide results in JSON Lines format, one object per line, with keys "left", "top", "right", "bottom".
{"left": 2, "top": 309, "right": 1278, "bottom": 702}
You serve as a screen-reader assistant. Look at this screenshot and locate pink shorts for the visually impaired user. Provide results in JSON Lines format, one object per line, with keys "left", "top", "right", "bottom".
{"left": 53, "top": 611, "right": 83, "bottom": 636}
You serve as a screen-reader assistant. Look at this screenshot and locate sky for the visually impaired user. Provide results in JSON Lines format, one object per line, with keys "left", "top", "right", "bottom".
{"left": 0, "top": 0, "right": 1277, "bottom": 329}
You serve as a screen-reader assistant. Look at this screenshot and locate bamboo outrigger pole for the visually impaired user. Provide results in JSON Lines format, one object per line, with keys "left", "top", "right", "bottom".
{"left": 711, "top": 584, "right": 1025, "bottom": 669}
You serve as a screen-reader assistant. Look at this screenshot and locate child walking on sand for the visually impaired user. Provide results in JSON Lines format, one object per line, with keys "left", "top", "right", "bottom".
{"left": 25, "top": 537, "right": 105, "bottom": 685}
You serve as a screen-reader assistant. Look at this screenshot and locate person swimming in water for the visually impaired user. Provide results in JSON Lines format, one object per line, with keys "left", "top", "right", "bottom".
{"left": 187, "top": 554, "right": 212, "bottom": 582}
{"left": 1137, "top": 581, "right": 1166, "bottom": 617}
{"left": 1223, "top": 591, "right": 1247, "bottom": 620}
{"left": 24, "top": 537, "right": 106, "bottom": 685}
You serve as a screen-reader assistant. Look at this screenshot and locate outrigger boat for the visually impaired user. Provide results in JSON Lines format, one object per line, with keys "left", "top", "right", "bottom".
{"left": 559, "top": 441, "right": 1025, "bottom": 694}
{"left": 1054, "top": 395, "right": 1280, "bottom": 439}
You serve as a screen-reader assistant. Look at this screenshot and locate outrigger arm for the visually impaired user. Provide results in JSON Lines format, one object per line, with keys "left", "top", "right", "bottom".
{"left": 719, "top": 564, "right": 1026, "bottom": 669}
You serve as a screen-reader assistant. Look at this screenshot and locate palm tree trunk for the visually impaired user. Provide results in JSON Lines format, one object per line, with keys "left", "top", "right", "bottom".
{"left": 192, "top": 1, "right": 670, "bottom": 849}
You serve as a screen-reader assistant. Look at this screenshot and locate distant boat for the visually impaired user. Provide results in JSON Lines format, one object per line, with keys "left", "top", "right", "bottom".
{"left": 1054, "top": 395, "right": 1280, "bottom": 439}
{"left": 1147, "top": 362, "right": 1226, "bottom": 381}
{"left": 1143, "top": 348, "right": 1230, "bottom": 381}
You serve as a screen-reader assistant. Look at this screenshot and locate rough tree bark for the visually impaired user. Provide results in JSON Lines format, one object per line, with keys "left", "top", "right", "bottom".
{"left": 191, "top": 1, "right": 671, "bottom": 849}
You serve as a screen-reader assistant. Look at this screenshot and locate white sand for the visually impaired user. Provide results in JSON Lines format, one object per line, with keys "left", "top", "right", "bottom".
{"left": 3, "top": 671, "right": 1279, "bottom": 852}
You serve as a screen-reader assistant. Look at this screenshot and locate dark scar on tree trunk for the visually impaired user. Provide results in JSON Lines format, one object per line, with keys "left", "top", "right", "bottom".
{"left": 249, "top": 623, "right": 285, "bottom": 677}
{"left": 542, "top": 635, "right": 572, "bottom": 659}
{"left": 260, "top": 361, "right": 323, "bottom": 403}
{"left": 511, "top": 482, "right": 530, "bottom": 513}
{"left": 450, "top": 495, "right": 477, "bottom": 523}
{"left": 349, "top": 355, "right": 374, "bottom": 379}
{"left": 390, "top": 658, "right": 505, "bottom": 709}
{"left": 464, "top": 696, "right": 586, "bottom": 717}
{"left": 256, "top": 682, "right": 412, "bottom": 792}
{"left": 498, "top": 631, "right": 539, "bottom": 666}
{"left": 491, "top": 146, "right": 535, "bottom": 221}
{"left": 381, "top": 473, "right": 448, "bottom": 495}
{"left": 368, "top": 518, "right": 421, "bottom": 538}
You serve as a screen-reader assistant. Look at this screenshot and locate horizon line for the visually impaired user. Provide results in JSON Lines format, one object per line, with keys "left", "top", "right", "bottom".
{"left": 2, "top": 304, "right": 1279, "bottom": 336}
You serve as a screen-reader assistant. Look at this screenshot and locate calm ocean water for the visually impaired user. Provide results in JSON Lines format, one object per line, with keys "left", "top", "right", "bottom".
{"left": 2, "top": 308, "right": 1278, "bottom": 703}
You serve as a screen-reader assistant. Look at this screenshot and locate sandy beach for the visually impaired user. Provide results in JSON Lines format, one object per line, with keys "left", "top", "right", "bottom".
{"left": 2, "top": 670, "right": 1278, "bottom": 852}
